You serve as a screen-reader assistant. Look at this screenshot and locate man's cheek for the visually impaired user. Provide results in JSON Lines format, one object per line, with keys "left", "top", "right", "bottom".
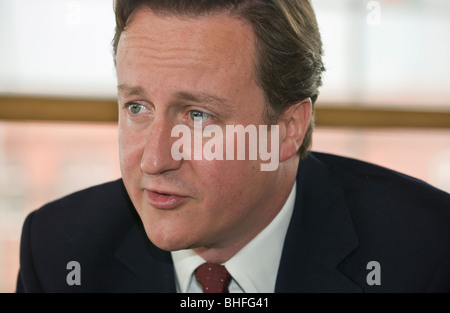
{"left": 196, "top": 161, "right": 245, "bottom": 197}
{"left": 119, "top": 141, "right": 143, "bottom": 181}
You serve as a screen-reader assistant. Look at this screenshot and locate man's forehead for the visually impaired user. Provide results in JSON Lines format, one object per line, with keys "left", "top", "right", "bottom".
{"left": 118, "top": 84, "right": 226, "bottom": 103}
{"left": 121, "top": 7, "right": 255, "bottom": 50}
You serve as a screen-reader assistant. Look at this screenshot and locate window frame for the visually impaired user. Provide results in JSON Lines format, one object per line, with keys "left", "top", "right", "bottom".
{"left": 1, "top": 95, "right": 449, "bottom": 129}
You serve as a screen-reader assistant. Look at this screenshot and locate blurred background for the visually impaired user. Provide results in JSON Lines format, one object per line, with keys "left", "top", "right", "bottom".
{"left": 1, "top": 0, "right": 449, "bottom": 292}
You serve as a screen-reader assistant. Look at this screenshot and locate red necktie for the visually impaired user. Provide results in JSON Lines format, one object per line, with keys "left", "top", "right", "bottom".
{"left": 195, "top": 263, "right": 232, "bottom": 293}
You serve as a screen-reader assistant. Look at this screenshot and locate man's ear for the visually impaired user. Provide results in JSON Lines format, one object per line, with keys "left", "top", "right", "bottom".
{"left": 278, "top": 98, "right": 312, "bottom": 163}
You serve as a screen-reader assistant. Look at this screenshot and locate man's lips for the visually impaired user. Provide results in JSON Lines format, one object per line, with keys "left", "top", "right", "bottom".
{"left": 145, "top": 190, "right": 188, "bottom": 209}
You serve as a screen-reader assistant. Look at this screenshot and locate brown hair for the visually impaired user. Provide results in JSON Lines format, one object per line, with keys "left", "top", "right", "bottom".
{"left": 112, "top": 0, "right": 325, "bottom": 160}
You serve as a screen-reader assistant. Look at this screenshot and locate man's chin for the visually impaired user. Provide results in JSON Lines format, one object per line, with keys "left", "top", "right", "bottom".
{"left": 142, "top": 226, "right": 199, "bottom": 252}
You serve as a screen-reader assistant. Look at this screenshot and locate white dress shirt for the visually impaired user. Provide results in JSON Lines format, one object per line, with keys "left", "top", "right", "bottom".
{"left": 171, "top": 182, "right": 296, "bottom": 293}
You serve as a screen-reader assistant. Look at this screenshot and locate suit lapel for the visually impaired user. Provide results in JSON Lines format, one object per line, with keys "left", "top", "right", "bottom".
{"left": 276, "top": 153, "right": 362, "bottom": 292}
{"left": 114, "top": 222, "right": 176, "bottom": 292}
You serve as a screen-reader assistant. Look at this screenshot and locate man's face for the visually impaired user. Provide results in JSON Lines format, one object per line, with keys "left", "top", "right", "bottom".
{"left": 116, "top": 8, "right": 286, "bottom": 256}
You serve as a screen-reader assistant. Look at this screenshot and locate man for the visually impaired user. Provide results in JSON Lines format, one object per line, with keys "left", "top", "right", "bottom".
{"left": 17, "top": 0, "right": 450, "bottom": 293}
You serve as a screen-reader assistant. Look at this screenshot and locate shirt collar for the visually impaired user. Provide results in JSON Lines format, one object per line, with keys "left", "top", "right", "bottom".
{"left": 171, "top": 182, "right": 296, "bottom": 293}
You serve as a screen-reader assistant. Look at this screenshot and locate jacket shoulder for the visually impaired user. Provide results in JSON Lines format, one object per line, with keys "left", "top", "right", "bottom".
{"left": 29, "top": 179, "right": 137, "bottom": 233}
{"left": 30, "top": 178, "right": 138, "bottom": 246}
{"left": 309, "top": 151, "right": 450, "bottom": 200}
{"left": 306, "top": 152, "right": 450, "bottom": 292}
{"left": 18, "top": 179, "right": 139, "bottom": 292}
{"left": 308, "top": 151, "right": 450, "bottom": 224}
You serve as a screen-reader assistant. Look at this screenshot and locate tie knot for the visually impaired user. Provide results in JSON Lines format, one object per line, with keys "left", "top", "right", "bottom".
{"left": 195, "top": 263, "right": 232, "bottom": 293}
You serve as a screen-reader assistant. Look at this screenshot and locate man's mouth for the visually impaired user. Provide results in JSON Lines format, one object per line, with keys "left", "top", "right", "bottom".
{"left": 146, "top": 190, "right": 188, "bottom": 210}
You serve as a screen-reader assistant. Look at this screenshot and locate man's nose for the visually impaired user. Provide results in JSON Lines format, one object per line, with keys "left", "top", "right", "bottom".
{"left": 140, "top": 120, "right": 182, "bottom": 175}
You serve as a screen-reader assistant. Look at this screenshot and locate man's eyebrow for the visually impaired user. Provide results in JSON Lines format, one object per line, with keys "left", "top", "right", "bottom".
{"left": 117, "top": 85, "right": 232, "bottom": 111}
{"left": 173, "top": 91, "right": 231, "bottom": 110}
{"left": 117, "top": 84, "right": 146, "bottom": 97}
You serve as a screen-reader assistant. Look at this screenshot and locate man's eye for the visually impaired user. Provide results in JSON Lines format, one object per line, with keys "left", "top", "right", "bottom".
{"left": 189, "top": 111, "right": 212, "bottom": 123}
{"left": 128, "top": 103, "right": 146, "bottom": 115}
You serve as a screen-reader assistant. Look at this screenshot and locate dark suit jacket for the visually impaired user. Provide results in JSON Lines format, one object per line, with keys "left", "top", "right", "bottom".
{"left": 16, "top": 152, "right": 450, "bottom": 292}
